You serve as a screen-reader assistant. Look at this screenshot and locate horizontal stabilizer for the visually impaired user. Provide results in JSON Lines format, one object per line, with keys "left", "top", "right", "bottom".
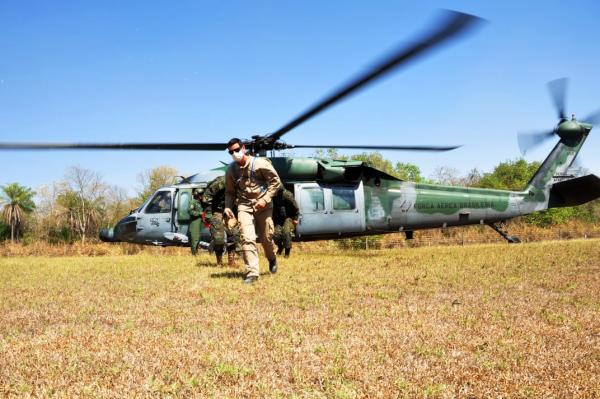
{"left": 548, "top": 174, "right": 600, "bottom": 208}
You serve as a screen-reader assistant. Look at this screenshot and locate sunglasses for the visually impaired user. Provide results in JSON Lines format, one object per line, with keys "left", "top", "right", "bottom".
{"left": 228, "top": 147, "right": 242, "bottom": 155}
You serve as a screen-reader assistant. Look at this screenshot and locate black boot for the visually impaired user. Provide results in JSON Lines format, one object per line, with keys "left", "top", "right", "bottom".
{"left": 284, "top": 248, "right": 291, "bottom": 258}
{"left": 269, "top": 257, "right": 278, "bottom": 274}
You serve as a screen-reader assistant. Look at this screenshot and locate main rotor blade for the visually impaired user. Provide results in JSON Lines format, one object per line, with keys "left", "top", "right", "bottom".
{"left": 291, "top": 144, "right": 460, "bottom": 151}
{"left": 547, "top": 78, "right": 569, "bottom": 120}
{"left": 517, "top": 130, "right": 555, "bottom": 155}
{"left": 0, "top": 142, "right": 228, "bottom": 151}
{"left": 582, "top": 108, "right": 600, "bottom": 125}
{"left": 268, "top": 10, "right": 484, "bottom": 141}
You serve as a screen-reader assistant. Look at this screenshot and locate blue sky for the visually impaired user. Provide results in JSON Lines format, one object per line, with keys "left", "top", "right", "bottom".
{"left": 1, "top": 1, "right": 599, "bottom": 196}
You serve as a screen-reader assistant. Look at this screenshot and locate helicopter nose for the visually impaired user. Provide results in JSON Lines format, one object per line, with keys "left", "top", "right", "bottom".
{"left": 100, "top": 228, "right": 116, "bottom": 242}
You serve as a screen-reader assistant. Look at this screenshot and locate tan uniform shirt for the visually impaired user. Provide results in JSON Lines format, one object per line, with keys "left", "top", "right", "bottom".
{"left": 225, "top": 156, "right": 282, "bottom": 210}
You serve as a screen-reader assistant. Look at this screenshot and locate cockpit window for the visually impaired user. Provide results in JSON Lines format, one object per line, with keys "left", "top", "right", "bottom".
{"left": 145, "top": 191, "right": 172, "bottom": 214}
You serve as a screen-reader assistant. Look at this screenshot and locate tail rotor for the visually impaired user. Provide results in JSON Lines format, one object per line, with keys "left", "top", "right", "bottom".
{"left": 518, "top": 78, "right": 597, "bottom": 155}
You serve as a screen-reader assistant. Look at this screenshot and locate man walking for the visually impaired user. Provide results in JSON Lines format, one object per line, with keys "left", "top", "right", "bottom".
{"left": 224, "top": 138, "right": 282, "bottom": 284}
{"left": 202, "top": 175, "right": 241, "bottom": 266}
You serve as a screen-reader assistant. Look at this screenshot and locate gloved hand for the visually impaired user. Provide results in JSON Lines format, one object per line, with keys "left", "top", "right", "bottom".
{"left": 224, "top": 208, "right": 235, "bottom": 219}
{"left": 226, "top": 215, "right": 238, "bottom": 230}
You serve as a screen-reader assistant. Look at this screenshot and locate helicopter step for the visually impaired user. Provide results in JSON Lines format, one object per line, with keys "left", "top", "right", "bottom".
{"left": 487, "top": 221, "right": 521, "bottom": 244}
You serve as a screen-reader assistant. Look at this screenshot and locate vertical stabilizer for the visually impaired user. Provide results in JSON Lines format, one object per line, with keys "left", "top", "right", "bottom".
{"left": 522, "top": 120, "right": 591, "bottom": 212}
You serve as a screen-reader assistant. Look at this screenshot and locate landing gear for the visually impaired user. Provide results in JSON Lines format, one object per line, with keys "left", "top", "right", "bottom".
{"left": 487, "top": 221, "right": 521, "bottom": 244}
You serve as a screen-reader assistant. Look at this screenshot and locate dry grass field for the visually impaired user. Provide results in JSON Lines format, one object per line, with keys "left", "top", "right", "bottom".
{"left": 1, "top": 240, "right": 600, "bottom": 398}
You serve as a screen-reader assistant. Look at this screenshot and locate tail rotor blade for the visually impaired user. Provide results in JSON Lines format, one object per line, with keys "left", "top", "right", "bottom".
{"left": 518, "top": 130, "right": 556, "bottom": 155}
{"left": 582, "top": 108, "right": 600, "bottom": 125}
{"left": 547, "top": 78, "right": 569, "bottom": 120}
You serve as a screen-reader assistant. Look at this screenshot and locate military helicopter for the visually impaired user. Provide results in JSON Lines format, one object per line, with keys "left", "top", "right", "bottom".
{"left": 2, "top": 11, "right": 600, "bottom": 247}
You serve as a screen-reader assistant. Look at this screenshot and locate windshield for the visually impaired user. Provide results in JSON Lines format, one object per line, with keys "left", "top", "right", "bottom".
{"left": 144, "top": 191, "right": 172, "bottom": 214}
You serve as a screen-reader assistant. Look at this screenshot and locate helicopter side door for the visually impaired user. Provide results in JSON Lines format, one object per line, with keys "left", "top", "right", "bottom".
{"left": 175, "top": 188, "right": 192, "bottom": 237}
{"left": 294, "top": 183, "right": 327, "bottom": 237}
{"left": 295, "top": 182, "right": 366, "bottom": 237}
{"left": 135, "top": 188, "right": 175, "bottom": 244}
{"left": 327, "top": 183, "right": 366, "bottom": 234}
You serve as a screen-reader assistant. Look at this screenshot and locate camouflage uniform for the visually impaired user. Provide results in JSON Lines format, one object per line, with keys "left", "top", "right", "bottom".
{"left": 225, "top": 156, "right": 282, "bottom": 278}
{"left": 272, "top": 188, "right": 299, "bottom": 258}
{"left": 188, "top": 193, "right": 204, "bottom": 255}
{"left": 202, "top": 175, "right": 241, "bottom": 265}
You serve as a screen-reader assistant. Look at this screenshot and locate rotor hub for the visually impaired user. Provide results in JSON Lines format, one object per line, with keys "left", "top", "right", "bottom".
{"left": 556, "top": 120, "right": 582, "bottom": 139}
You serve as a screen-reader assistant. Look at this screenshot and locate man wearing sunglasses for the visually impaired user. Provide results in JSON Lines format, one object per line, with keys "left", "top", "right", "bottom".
{"left": 224, "top": 138, "right": 282, "bottom": 284}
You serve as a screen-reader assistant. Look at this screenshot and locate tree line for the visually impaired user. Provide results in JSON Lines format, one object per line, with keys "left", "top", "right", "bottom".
{"left": 0, "top": 165, "right": 179, "bottom": 244}
{"left": 2, "top": 154, "right": 599, "bottom": 244}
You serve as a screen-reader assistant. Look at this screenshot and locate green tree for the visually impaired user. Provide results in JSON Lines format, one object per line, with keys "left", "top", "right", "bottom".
{"left": 394, "top": 162, "right": 424, "bottom": 182}
{"left": 477, "top": 158, "right": 599, "bottom": 226}
{"left": 477, "top": 159, "right": 540, "bottom": 190}
{"left": 526, "top": 207, "right": 578, "bottom": 227}
{"left": 350, "top": 152, "right": 395, "bottom": 175}
{"left": 313, "top": 150, "right": 426, "bottom": 182}
{"left": 0, "top": 221, "right": 9, "bottom": 241}
{"left": 0, "top": 183, "right": 36, "bottom": 242}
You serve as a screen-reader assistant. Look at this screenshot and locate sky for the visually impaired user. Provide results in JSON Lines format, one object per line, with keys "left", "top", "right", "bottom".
{"left": 1, "top": 0, "right": 600, "bottom": 197}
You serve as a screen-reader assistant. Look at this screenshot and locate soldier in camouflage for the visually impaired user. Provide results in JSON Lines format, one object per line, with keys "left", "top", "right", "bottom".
{"left": 188, "top": 188, "right": 204, "bottom": 256}
{"left": 272, "top": 187, "right": 299, "bottom": 258}
{"left": 202, "top": 175, "right": 241, "bottom": 266}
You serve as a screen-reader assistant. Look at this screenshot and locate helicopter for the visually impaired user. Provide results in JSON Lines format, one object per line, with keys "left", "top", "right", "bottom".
{"left": 2, "top": 11, "right": 600, "bottom": 247}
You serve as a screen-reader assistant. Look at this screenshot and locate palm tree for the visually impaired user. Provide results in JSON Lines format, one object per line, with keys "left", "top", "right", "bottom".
{"left": 1, "top": 183, "right": 36, "bottom": 242}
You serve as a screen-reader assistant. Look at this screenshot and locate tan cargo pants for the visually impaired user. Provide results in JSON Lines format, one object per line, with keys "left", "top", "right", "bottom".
{"left": 237, "top": 203, "right": 276, "bottom": 277}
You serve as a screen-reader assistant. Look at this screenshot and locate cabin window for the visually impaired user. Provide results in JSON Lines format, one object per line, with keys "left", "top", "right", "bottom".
{"left": 300, "top": 187, "right": 324, "bottom": 212}
{"left": 178, "top": 191, "right": 191, "bottom": 218}
{"left": 179, "top": 191, "right": 190, "bottom": 211}
{"left": 145, "top": 191, "right": 172, "bottom": 214}
{"left": 332, "top": 188, "right": 356, "bottom": 210}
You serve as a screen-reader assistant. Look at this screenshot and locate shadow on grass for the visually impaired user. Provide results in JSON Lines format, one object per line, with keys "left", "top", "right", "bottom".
{"left": 210, "top": 271, "right": 272, "bottom": 279}
{"left": 210, "top": 271, "right": 246, "bottom": 279}
{"left": 195, "top": 260, "right": 220, "bottom": 268}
